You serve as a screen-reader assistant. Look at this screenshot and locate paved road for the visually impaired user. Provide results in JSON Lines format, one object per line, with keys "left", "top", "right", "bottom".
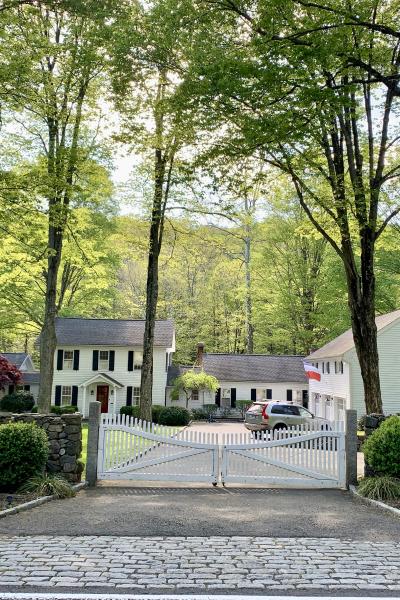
{"left": 0, "top": 487, "right": 398, "bottom": 539}
{"left": 0, "top": 535, "right": 399, "bottom": 594}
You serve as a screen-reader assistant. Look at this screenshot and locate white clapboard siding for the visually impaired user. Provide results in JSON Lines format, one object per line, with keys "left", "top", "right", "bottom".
{"left": 97, "top": 415, "right": 346, "bottom": 488}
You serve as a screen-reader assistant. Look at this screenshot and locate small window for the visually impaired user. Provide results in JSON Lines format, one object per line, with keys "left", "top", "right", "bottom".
{"left": 326, "top": 361, "right": 330, "bottom": 374}
{"left": 99, "top": 350, "right": 109, "bottom": 370}
{"left": 63, "top": 350, "right": 73, "bottom": 370}
{"left": 134, "top": 351, "right": 143, "bottom": 370}
{"left": 256, "top": 388, "right": 266, "bottom": 401}
{"left": 61, "top": 386, "right": 72, "bottom": 406}
{"left": 133, "top": 387, "right": 140, "bottom": 405}
{"left": 192, "top": 389, "right": 199, "bottom": 402}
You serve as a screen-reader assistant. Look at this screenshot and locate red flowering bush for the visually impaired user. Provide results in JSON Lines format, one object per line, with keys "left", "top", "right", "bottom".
{"left": 0, "top": 355, "right": 22, "bottom": 390}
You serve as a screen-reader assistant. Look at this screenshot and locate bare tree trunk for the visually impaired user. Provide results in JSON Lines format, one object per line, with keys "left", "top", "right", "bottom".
{"left": 140, "top": 149, "right": 164, "bottom": 422}
{"left": 244, "top": 229, "right": 254, "bottom": 353}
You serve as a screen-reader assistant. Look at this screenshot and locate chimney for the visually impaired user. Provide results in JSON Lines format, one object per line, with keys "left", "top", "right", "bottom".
{"left": 195, "top": 342, "right": 205, "bottom": 367}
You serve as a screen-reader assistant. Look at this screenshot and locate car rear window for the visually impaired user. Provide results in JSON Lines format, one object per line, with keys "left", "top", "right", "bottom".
{"left": 247, "top": 403, "right": 265, "bottom": 414}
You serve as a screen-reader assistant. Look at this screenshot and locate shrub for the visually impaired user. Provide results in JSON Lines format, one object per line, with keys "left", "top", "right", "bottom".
{"left": 120, "top": 405, "right": 140, "bottom": 419}
{"left": 0, "top": 391, "right": 35, "bottom": 413}
{"left": 0, "top": 422, "right": 48, "bottom": 489}
{"left": 358, "top": 476, "right": 400, "bottom": 502}
{"left": 237, "top": 400, "right": 252, "bottom": 416}
{"left": 158, "top": 406, "right": 191, "bottom": 426}
{"left": 19, "top": 473, "right": 76, "bottom": 499}
{"left": 363, "top": 415, "right": 400, "bottom": 477}
{"left": 191, "top": 408, "right": 208, "bottom": 420}
{"left": 50, "top": 405, "right": 78, "bottom": 415}
{"left": 203, "top": 404, "right": 218, "bottom": 414}
{"left": 358, "top": 414, "right": 367, "bottom": 431}
{"left": 151, "top": 405, "right": 163, "bottom": 424}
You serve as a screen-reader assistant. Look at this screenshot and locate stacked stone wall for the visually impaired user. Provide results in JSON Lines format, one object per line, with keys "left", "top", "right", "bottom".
{"left": 0, "top": 413, "right": 83, "bottom": 483}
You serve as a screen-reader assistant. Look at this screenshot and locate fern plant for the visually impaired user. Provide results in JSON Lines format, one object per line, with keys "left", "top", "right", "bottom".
{"left": 19, "top": 473, "right": 76, "bottom": 499}
{"left": 358, "top": 476, "right": 400, "bottom": 502}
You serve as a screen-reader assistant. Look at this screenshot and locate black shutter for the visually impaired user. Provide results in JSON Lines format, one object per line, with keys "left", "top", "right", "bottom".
{"left": 128, "top": 351, "right": 134, "bottom": 372}
{"left": 215, "top": 387, "right": 221, "bottom": 407}
{"left": 92, "top": 350, "right": 99, "bottom": 371}
{"left": 231, "top": 387, "right": 236, "bottom": 408}
{"left": 287, "top": 389, "right": 293, "bottom": 402}
{"left": 109, "top": 350, "right": 115, "bottom": 371}
{"left": 24, "top": 385, "right": 30, "bottom": 391}
{"left": 57, "top": 349, "right": 64, "bottom": 370}
{"left": 251, "top": 388, "right": 257, "bottom": 401}
{"left": 73, "top": 350, "right": 80, "bottom": 371}
{"left": 71, "top": 386, "right": 78, "bottom": 406}
{"left": 55, "top": 385, "right": 62, "bottom": 406}
{"left": 126, "top": 386, "right": 133, "bottom": 406}
{"left": 266, "top": 389, "right": 272, "bottom": 400}
{"left": 8, "top": 384, "right": 15, "bottom": 394}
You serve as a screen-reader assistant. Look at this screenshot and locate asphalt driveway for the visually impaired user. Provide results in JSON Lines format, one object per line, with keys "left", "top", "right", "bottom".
{"left": 1, "top": 486, "right": 398, "bottom": 540}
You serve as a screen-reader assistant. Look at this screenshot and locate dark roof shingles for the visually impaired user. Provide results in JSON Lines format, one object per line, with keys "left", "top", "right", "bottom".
{"left": 54, "top": 318, "right": 174, "bottom": 347}
{"left": 1, "top": 353, "right": 28, "bottom": 368}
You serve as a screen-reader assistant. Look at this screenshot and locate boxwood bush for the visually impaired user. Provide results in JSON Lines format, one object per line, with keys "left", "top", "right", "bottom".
{"left": 0, "top": 422, "right": 49, "bottom": 490}
{"left": 120, "top": 405, "right": 140, "bottom": 419}
{"left": 50, "top": 405, "right": 78, "bottom": 415}
{"left": 158, "top": 406, "right": 191, "bottom": 426}
{"left": 0, "top": 391, "right": 35, "bottom": 413}
{"left": 363, "top": 415, "right": 400, "bottom": 477}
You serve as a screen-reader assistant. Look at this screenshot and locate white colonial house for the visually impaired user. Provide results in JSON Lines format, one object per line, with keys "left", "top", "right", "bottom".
{"left": 52, "top": 317, "right": 175, "bottom": 417}
{"left": 307, "top": 309, "right": 400, "bottom": 419}
{"left": 167, "top": 343, "right": 309, "bottom": 409}
{"left": 0, "top": 352, "right": 40, "bottom": 400}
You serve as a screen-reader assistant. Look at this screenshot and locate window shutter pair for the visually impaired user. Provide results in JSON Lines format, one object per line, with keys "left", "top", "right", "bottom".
{"left": 92, "top": 350, "right": 115, "bottom": 371}
{"left": 230, "top": 388, "right": 236, "bottom": 408}
{"left": 128, "top": 351, "right": 134, "bottom": 372}
{"left": 57, "top": 349, "right": 80, "bottom": 370}
{"left": 55, "top": 385, "right": 78, "bottom": 407}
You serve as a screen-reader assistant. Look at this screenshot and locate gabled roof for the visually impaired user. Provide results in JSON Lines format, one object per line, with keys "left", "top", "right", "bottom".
{"left": 1, "top": 353, "right": 29, "bottom": 368}
{"left": 20, "top": 371, "right": 40, "bottom": 385}
{"left": 168, "top": 354, "right": 307, "bottom": 385}
{"left": 79, "top": 373, "right": 124, "bottom": 388}
{"left": 307, "top": 309, "right": 400, "bottom": 360}
{"left": 54, "top": 317, "right": 174, "bottom": 348}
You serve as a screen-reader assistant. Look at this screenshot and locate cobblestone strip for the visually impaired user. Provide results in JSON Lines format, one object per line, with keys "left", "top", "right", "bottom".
{"left": 0, "top": 536, "right": 400, "bottom": 591}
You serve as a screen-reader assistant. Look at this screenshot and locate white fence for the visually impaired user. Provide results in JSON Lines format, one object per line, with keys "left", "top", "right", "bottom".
{"left": 97, "top": 414, "right": 346, "bottom": 488}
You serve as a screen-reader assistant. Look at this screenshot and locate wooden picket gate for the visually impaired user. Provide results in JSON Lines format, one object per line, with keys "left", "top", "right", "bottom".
{"left": 97, "top": 414, "right": 346, "bottom": 488}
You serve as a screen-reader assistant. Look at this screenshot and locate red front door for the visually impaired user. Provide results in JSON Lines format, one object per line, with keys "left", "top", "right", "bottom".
{"left": 97, "top": 385, "right": 109, "bottom": 413}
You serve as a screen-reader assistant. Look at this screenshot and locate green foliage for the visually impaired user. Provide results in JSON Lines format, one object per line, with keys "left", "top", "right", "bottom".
{"left": 120, "top": 405, "right": 140, "bottom": 419}
{"left": 358, "top": 476, "right": 400, "bottom": 502}
{"left": 191, "top": 404, "right": 218, "bottom": 420}
{"left": 158, "top": 406, "right": 191, "bottom": 426}
{"left": 0, "top": 392, "right": 35, "bottom": 413}
{"left": 171, "top": 370, "right": 219, "bottom": 405}
{"left": 0, "top": 422, "right": 48, "bottom": 489}
{"left": 237, "top": 400, "right": 252, "bottom": 416}
{"left": 19, "top": 473, "right": 76, "bottom": 499}
{"left": 363, "top": 417, "right": 400, "bottom": 477}
{"left": 151, "top": 405, "right": 163, "bottom": 424}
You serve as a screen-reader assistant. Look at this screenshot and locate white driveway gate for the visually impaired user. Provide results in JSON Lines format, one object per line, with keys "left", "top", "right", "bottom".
{"left": 97, "top": 415, "right": 346, "bottom": 488}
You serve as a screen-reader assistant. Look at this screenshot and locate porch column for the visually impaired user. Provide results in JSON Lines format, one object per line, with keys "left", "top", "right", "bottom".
{"left": 113, "top": 385, "right": 117, "bottom": 415}
{"left": 82, "top": 386, "right": 87, "bottom": 418}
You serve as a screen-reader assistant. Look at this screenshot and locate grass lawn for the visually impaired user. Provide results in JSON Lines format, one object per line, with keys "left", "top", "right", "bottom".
{"left": 80, "top": 422, "right": 182, "bottom": 475}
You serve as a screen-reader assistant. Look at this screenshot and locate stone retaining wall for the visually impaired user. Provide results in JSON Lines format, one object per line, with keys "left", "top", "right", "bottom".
{"left": 0, "top": 413, "right": 83, "bottom": 483}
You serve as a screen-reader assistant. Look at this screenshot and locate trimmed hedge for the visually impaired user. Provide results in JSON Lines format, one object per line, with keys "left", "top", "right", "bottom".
{"left": 50, "top": 405, "right": 78, "bottom": 415}
{"left": 0, "top": 422, "right": 49, "bottom": 490}
{"left": 120, "top": 405, "right": 169, "bottom": 424}
{"left": 158, "top": 406, "right": 191, "bottom": 426}
{"left": 363, "top": 415, "right": 400, "bottom": 477}
{"left": 0, "top": 391, "right": 35, "bottom": 413}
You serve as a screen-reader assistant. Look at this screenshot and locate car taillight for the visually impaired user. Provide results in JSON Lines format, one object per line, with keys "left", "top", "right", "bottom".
{"left": 261, "top": 405, "right": 269, "bottom": 420}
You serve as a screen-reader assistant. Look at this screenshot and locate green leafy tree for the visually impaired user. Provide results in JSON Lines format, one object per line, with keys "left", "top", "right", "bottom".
{"left": 171, "top": 370, "right": 219, "bottom": 408}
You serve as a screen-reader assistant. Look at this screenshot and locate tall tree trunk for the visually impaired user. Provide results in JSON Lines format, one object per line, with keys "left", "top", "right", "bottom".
{"left": 244, "top": 230, "right": 254, "bottom": 353}
{"left": 140, "top": 148, "right": 165, "bottom": 421}
{"left": 37, "top": 223, "right": 62, "bottom": 412}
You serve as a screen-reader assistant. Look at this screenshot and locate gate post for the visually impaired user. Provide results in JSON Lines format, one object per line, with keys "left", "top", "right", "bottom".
{"left": 345, "top": 409, "right": 358, "bottom": 488}
{"left": 86, "top": 401, "right": 101, "bottom": 487}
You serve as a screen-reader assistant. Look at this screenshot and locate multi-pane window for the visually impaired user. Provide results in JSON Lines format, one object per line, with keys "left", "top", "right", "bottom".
{"left": 63, "top": 350, "right": 73, "bottom": 370}
{"left": 134, "top": 351, "right": 143, "bottom": 370}
{"left": 133, "top": 387, "right": 140, "bottom": 404}
{"left": 99, "top": 350, "right": 109, "bottom": 370}
{"left": 192, "top": 389, "right": 199, "bottom": 402}
{"left": 61, "top": 386, "right": 72, "bottom": 406}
